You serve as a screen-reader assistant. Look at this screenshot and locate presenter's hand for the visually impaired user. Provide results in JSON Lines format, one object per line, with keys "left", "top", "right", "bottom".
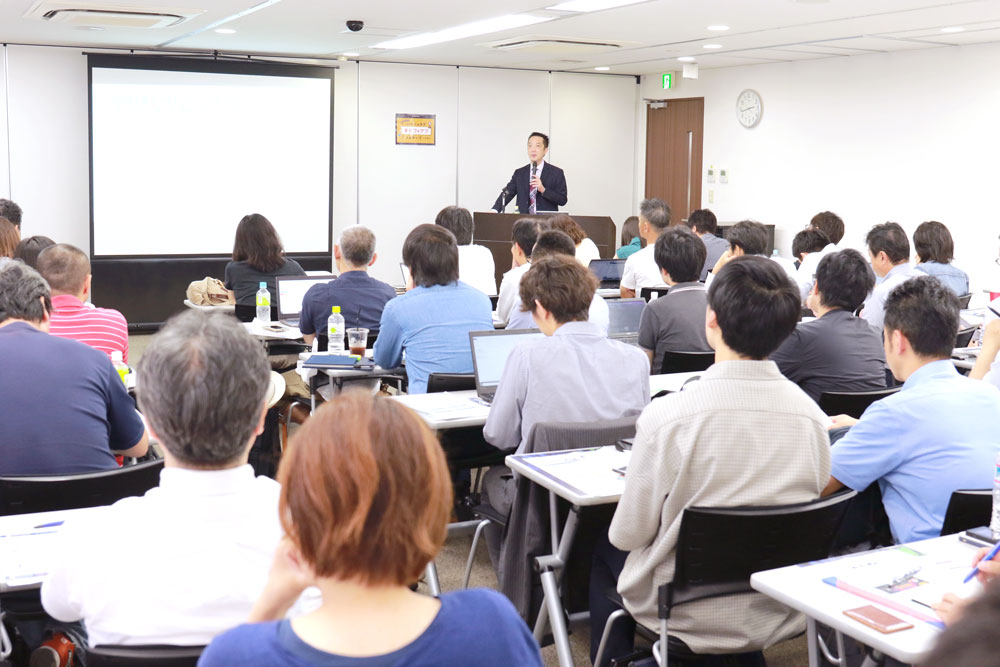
{"left": 530, "top": 175, "right": 545, "bottom": 193}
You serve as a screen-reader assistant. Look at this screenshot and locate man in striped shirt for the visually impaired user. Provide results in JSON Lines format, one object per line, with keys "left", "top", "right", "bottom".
{"left": 37, "top": 243, "right": 129, "bottom": 362}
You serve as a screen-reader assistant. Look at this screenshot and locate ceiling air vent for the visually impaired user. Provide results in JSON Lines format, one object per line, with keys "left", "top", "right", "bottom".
{"left": 484, "top": 35, "right": 628, "bottom": 56}
{"left": 25, "top": 2, "right": 202, "bottom": 28}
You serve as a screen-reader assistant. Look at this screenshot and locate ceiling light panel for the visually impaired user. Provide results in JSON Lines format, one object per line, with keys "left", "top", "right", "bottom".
{"left": 373, "top": 14, "right": 551, "bottom": 49}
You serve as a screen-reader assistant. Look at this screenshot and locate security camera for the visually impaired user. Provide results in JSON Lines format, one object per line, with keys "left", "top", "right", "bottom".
{"left": 346, "top": 20, "right": 364, "bottom": 32}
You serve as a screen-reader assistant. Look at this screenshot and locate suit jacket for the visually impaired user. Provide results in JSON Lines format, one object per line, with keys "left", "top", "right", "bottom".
{"left": 493, "top": 162, "right": 568, "bottom": 213}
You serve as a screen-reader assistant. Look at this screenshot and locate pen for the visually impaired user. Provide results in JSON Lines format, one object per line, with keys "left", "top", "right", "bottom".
{"left": 33, "top": 521, "right": 63, "bottom": 529}
{"left": 962, "top": 539, "right": 1000, "bottom": 583}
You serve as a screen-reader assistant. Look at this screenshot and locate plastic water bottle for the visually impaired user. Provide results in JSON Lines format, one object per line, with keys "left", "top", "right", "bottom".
{"left": 771, "top": 248, "right": 780, "bottom": 259}
{"left": 327, "top": 306, "right": 345, "bottom": 353}
{"left": 110, "top": 350, "right": 129, "bottom": 386}
{"left": 255, "top": 282, "right": 271, "bottom": 323}
{"left": 991, "top": 451, "right": 1000, "bottom": 538}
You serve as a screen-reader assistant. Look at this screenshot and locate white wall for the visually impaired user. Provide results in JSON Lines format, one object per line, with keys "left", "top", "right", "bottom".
{"left": 0, "top": 48, "right": 9, "bottom": 200}
{"left": 638, "top": 42, "right": 1000, "bottom": 303}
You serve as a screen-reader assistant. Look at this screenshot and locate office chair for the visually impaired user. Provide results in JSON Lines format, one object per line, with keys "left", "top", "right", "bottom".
{"left": 956, "top": 326, "right": 977, "bottom": 349}
{"left": 639, "top": 287, "right": 670, "bottom": 302}
{"left": 85, "top": 644, "right": 204, "bottom": 666}
{"left": 660, "top": 351, "right": 715, "bottom": 375}
{"left": 233, "top": 304, "right": 278, "bottom": 323}
{"left": 940, "top": 489, "right": 992, "bottom": 536}
{"left": 957, "top": 293, "right": 973, "bottom": 309}
{"left": 818, "top": 387, "right": 900, "bottom": 420}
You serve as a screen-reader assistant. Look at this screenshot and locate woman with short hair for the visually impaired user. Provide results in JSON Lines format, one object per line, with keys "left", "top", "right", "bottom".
{"left": 913, "top": 220, "right": 969, "bottom": 296}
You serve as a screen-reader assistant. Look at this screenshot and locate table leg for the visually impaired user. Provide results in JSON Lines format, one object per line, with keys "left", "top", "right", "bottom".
{"left": 807, "top": 619, "right": 820, "bottom": 667}
{"left": 540, "top": 564, "right": 574, "bottom": 667}
{"left": 532, "top": 494, "right": 581, "bottom": 667}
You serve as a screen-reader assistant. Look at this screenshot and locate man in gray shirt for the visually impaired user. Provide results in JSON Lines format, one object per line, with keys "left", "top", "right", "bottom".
{"left": 771, "top": 249, "right": 888, "bottom": 402}
{"left": 637, "top": 227, "right": 712, "bottom": 374}
{"left": 687, "top": 208, "right": 728, "bottom": 282}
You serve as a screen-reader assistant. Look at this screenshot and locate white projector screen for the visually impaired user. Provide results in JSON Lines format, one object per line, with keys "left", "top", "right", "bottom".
{"left": 90, "top": 60, "right": 332, "bottom": 257}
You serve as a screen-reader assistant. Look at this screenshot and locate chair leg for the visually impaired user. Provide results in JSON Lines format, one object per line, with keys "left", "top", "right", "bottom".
{"left": 593, "top": 608, "right": 630, "bottom": 667}
{"left": 462, "top": 519, "right": 490, "bottom": 589}
{"left": 425, "top": 561, "right": 441, "bottom": 597}
{"left": 0, "top": 611, "right": 12, "bottom": 660}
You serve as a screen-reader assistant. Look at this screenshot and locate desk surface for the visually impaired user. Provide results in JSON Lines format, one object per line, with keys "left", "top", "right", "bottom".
{"left": 506, "top": 445, "right": 630, "bottom": 506}
{"left": 751, "top": 535, "right": 981, "bottom": 663}
{"left": 0, "top": 507, "right": 100, "bottom": 592}
{"left": 242, "top": 321, "right": 303, "bottom": 341}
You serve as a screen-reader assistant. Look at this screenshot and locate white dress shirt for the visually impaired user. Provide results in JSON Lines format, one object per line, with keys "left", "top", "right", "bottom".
{"left": 458, "top": 244, "right": 497, "bottom": 296}
{"left": 795, "top": 242, "right": 838, "bottom": 300}
{"left": 621, "top": 245, "right": 667, "bottom": 292}
{"left": 42, "top": 465, "right": 300, "bottom": 647}
{"left": 496, "top": 262, "right": 531, "bottom": 326}
{"left": 575, "top": 238, "right": 601, "bottom": 268}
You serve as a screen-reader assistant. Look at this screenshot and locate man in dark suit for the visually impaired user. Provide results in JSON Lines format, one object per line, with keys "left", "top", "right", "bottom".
{"left": 493, "top": 131, "right": 568, "bottom": 214}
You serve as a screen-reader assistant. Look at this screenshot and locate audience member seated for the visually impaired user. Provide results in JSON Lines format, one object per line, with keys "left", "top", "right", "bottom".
{"left": 299, "top": 225, "right": 395, "bottom": 346}
{"left": 374, "top": 224, "right": 492, "bottom": 394}
{"left": 616, "top": 215, "right": 642, "bottom": 259}
{"left": 435, "top": 205, "right": 497, "bottom": 296}
{"left": 13, "top": 234, "right": 55, "bottom": 269}
{"left": 795, "top": 210, "right": 843, "bottom": 298}
{"left": 496, "top": 218, "right": 546, "bottom": 325}
{"left": 686, "top": 208, "right": 727, "bottom": 281}
{"left": 199, "top": 392, "right": 543, "bottom": 667}
{"left": 931, "top": 546, "right": 1000, "bottom": 627}
{"left": 550, "top": 213, "right": 600, "bottom": 267}
{"left": 860, "top": 221, "right": 921, "bottom": 330}
{"left": 970, "top": 319, "right": 1000, "bottom": 388}
{"left": 913, "top": 220, "right": 969, "bottom": 296}
{"left": 771, "top": 250, "right": 887, "bottom": 402}
{"left": 637, "top": 226, "right": 711, "bottom": 373}
{"left": 823, "top": 277, "right": 1000, "bottom": 543}
{"left": 0, "top": 262, "right": 147, "bottom": 476}
{"left": 620, "top": 198, "right": 672, "bottom": 297}
{"left": 592, "top": 256, "right": 831, "bottom": 665}
{"left": 0, "top": 197, "right": 22, "bottom": 235}
{"left": 42, "top": 310, "right": 307, "bottom": 646}
{"left": 225, "top": 213, "right": 306, "bottom": 305}
{"left": 504, "top": 229, "right": 610, "bottom": 334}
{"left": 927, "top": 575, "right": 1000, "bottom": 666}
{"left": 0, "top": 216, "right": 18, "bottom": 260}
{"left": 36, "top": 243, "right": 130, "bottom": 362}
{"left": 708, "top": 219, "right": 798, "bottom": 286}
{"left": 791, "top": 227, "right": 830, "bottom": 271}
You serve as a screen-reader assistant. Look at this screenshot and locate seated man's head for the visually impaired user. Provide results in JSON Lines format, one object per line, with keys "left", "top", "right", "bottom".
{"left": 434, "top": 206, "right": 474, "bottom": 246}
{"left": 402, "top": 224, "right": 459, "bottom": 289}
{"left": 687, "top": 208, "right": 718, "bottom": 236}
{"left": 0, "top": 199, "right": 22, "bottom": 234}
{"left": 725, "top": 220, "right": 768, "bottom": 257}
{"left": 654, "top": 226, "right": 706, "bottom": 286}
{"left": 865, "top": 222, "right": 910, "bottom": 277}
{"left": 792, "top": 228, "right": 831, "bottom": 262}
{"left": 638, "top": 198, "right": 671, "bottom": 242}
{"left": 531, "top": 229, "right": 576, "bottom": 260}
{"left": 137, "top": 310, "right": 271, "bottom": 469}
{"left": 810, "top": 249, "right": 875, "bottom": 315}
{"left": 36, "top": 243, "right": 91, "bottom": 300}
{"left": 519, "top": 254, "right": 597, "bottom": 335}
{"left": 14, "top": 235, "right": 55, "bottom": 270}
{"left": 511, "top": 218, "right": 546, "bottom": 266}
{"left": 913, "top": 220, "right": 956, "bottom": 266}
{"left": 0, "top": 262, "right": 51, "bottom": 329}
{"left": 279, "top": 392, "right": 451, "bottom": 588}
{"left": 336, "top": 225, "right": 377, "bottom": 273}
{"left": 809, "top": 211, "right": 844, "bottom": 246}
{"left": 882, "top": 276, "right": 959, "bottom": 382}
{"left": 706, "top": 256, "right": 800, "bottom": 360}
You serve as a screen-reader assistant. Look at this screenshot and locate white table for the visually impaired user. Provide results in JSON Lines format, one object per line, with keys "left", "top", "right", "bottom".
{"left": 597, "top": 288, "right": 622, "bottom": 299}
{"left": 951, "top": 346, "right": 979, "bottom": 371}
{"left": 751, "top": 535, "right": 981, "bottom": 666}
{"left": 0, "top": 507, "right": 100, "bottom": 593}
{"left": 242, "top": 320, "right": 303, "bottom": 341}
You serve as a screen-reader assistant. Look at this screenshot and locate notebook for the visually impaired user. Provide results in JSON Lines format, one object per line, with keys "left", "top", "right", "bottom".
{"left": 469, "top": 328, "right": 544, "bottom": 404}
{"left": 606, "top": 298, "right": 646, "bottom": 346}
{"left": 276, "top": 275, "right": 333, "bottom": 327}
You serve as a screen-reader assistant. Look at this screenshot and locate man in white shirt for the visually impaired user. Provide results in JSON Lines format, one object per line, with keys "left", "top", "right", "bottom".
{"left": 796, "top": 211, "right": 845, "bottom": 300}
{"left": 860, "top": 222, "right": 922, "bottom": 330}
{"left": 496, "top": 218, "right": 547, "bottom": 325}
{"left": 42, "top": 310, "right": 302, "bottom": 647}
{"left": 435, "top": 205, "right": 496, "bottom": 296}
{"left": 620, "top": 198, "right": 672, "bottom": 298}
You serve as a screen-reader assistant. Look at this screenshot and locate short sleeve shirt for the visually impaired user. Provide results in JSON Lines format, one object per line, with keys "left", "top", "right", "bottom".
{"left": 224, "top": 258, "right": 307, "bottom": 306}
{"left": 620, "top": 245, "right": 667, "bottom": 292}
{"left": 298, "top": 272, "right": 397, "bottom": 336}
{"left": 637, "top": 282, "right": 711, "bottom": 374}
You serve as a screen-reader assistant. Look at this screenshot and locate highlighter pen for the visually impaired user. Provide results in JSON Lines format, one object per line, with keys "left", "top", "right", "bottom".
{"left": 963, "top": 539, "right": 1000, "bottom": 583}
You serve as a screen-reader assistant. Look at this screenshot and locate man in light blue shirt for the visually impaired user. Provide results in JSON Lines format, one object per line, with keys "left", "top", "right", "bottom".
{"left": 824, "top": 276, "right": 1000, "bottom": 543}
{"left": 860, "top": 222, "right": 922, "bottom": 330}
{"left": 373, "top": 224, "right": 492, "bottom": 394}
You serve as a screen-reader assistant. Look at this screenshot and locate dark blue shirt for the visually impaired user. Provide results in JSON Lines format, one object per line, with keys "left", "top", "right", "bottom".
{"left": 299, "top": 271, "right": 397, "bottom": 337}
{"left": 224, "top": 258, "right": 306, "bottom": 306}
{"left": 197, "top": 589, "right": 542, "bottom": 667}
{"left": 0, "top": 322, "right": 145, "bottom": 475}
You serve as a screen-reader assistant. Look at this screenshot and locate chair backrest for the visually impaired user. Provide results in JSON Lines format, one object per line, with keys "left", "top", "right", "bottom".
{"left": 427, "top": 373, "right": 476, "bottom": 393}
{"left": 86, "top": 645, "right": 204, "bottom": 667}
{"left": 660, "top": 351, "right": 715, "bottom": 375}
{"left": 234, "top": 304, "right": 277, "bottom": 323}
{"left": 818, "top": 387, "right": 900, "bottom": 419}
{"left": 524, "top": 415, "right": 639, "bottom": 455}
{"left": 639, "top": 287, "right": 670, "bottom": 303}
{"left": 956, "top": 326, "right": 977, "bottom": 349}
{"left": 958, "top": 293, "right": 973, "bottom": 309}
{"left": 941, "top": 489, "right": 993, "bottom": 536}
{"left": 0, "top": 459, "right": 165, "bottom": 516}
{"left": 667, "top": 490, "right": 857, "bottom": 609}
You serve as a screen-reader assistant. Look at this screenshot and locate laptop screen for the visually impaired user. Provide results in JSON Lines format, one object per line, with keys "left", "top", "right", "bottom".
{"left": 588, "top": 259, "right": 625, "bottom": 283}
{"left": 470, "top": 330, "right": 544, "bottom": 389}
{"left": 607, "top": 299, "right": 646, "bottom": 336}
{"left": 276, "top": 275, "right": 333, "bottom": 318}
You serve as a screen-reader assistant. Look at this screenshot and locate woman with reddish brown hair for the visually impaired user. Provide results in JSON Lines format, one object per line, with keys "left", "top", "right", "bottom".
{"left": 550, "top": 213, "right": 601, "bottom": 267}
{"left": 0, "top": 217, "right": 19, "bottom": 260}
{"left": 199, "top": 391, "right": 541, "bottom": 667}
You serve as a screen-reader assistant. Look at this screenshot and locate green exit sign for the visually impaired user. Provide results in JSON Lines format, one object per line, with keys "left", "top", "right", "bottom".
{"left": 661, "top": 72, "right": 673, "bottom": 89}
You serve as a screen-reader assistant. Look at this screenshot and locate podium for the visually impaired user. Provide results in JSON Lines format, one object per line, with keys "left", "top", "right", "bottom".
{"left": 473, "top": 212, "right": 617, "bottom": 290}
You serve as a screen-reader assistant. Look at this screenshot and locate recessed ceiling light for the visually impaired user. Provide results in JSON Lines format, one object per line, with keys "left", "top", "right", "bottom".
{"left": 594, "top": 66, "right": 610, "bottom": 70}
{"left": 214, "top": 28, "right": 236, "bottom": 34}
{"left": 547, "top": 0, "right": 648, "bottom": 11}
{"left": 677, "top": 56, "right": 695, "bottom": 62}
{"left": 703, "top": 43, "right": 722, "bottom": 49}
{"left": 707, "top": 25, "right": 729, "bottom": 31}
{"left": 372, "top": 14, "right": 551, "bottom": 49}
{"left": 76, "top": 25, "right": 105, "bottom": 31}
{"left": 941, "top": 26, "right": 964, "bottom": 33}
{"left": 342, "top": 52, "right": 360, "bottom": 57}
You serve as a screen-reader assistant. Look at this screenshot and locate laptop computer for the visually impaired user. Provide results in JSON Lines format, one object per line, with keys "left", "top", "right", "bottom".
{"left": 588, "top": 259, "right": 626, "bottom": 289}
{"left": 276, "top": 275, "right": 333, "bottom": 327}
{"left": 469, "top": 329, "right": 544, "bottom": 404}
{"left": 606, "top": 298, "right": 646, "bottom": 346}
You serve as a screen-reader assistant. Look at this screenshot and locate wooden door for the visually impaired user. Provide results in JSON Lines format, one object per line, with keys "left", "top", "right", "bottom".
{"left": 645, "top": 98, "right": 704, "bottom": 221}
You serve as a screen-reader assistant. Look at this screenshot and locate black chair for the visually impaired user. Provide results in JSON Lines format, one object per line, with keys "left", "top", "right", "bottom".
{"left": 639, "top": 287, "right": 670, "bottom": 302}
{"left": 818, "top": 387, "right": 900, "bottom": 419}
{"left": 800, "top": 307, "right": 815, "bottom": 319}
{"left": 427, "top": 373, "right": 476, "bottom": 393}
{"left": 956, "top": 326, "right": 977, "bottom": 349}
{"left": 660, "top": 351, "right": 715, "bottom": 375}
{"left": 86, "top": 645, "right": 204, "bottom": 666}
{"left": 234, "top": 304, "right": 277, "bottom": 323}
{"left": 0, "top": 459, "right": 165, "bottom": 516}
{"left": 594, "top": 490, "right": 858, "bottom": 667}
{"left": 941, "top": 489, "right": 992, "bottom": 536}
{"left": 958, "top": 293, "right": 973, "bottom": 309}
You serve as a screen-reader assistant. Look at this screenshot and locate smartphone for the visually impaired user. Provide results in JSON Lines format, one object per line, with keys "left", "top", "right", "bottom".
{"left": 843, "top": 605, "right": 913, "bottom": 634}
{"left": 964, "top": 526, "right": 999, "bottom": 546}
{"left": 264, "top": 324, "right": 284, "bottom": 332}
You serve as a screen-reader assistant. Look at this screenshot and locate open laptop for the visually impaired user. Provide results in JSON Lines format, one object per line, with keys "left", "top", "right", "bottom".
{"left": 588, "top": 259, "right": 626, "bottom": 289}
{"left": 606, "top": 298, "right": 646, "bottom": 346}
{"left": 276, "top": 275, "right": 333, "bottom": 327}
{"left": 469, "top": 329, "right": 544, "bottom": 404}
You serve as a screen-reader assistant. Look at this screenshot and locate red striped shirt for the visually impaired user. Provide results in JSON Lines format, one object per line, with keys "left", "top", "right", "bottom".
{"left": 48, "top": 294, "right": 129, "bottom": 363}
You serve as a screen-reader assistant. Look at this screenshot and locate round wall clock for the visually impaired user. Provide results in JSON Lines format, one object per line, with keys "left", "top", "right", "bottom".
{"left": 736, "top": 89, "right": 762, "bottom": 128}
